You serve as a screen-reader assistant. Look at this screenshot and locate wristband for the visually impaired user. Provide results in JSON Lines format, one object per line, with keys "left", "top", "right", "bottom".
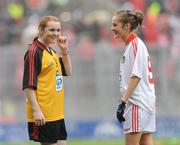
{"left": 61, "top": 49, "right": 69, "bottom": 55}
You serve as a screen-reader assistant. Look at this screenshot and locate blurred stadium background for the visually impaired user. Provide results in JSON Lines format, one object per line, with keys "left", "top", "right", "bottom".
{"left": 0, "top": 0, "right": 180, "bottom": 144}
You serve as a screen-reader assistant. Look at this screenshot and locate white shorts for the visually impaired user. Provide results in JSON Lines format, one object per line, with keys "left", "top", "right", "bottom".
{"left": 123, "top": 102, "right": 156, "bottom": 134}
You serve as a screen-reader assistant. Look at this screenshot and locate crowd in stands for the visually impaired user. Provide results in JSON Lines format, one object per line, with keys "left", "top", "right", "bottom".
{"left": 0, "top": 0, "right": 180, "bottom": 90}
{"left": 0, "top": 0, "right": 179, "bottom": 45}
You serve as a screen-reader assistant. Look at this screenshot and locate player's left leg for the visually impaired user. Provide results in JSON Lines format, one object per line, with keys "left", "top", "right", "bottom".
{"left": 140, "top": 132, "right": 154, "bottom": 145}
{"left": 56, "top": 119, "right": 67, "bottom": 145}
{"left": 57, "top": 140, "right": 66, "bottom": 145}
{"left": 125, "top": 132, "right": 142, "bottom": 145}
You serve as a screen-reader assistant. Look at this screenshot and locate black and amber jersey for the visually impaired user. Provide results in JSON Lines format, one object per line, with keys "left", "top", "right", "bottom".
{"left": 23, "top": 38, "right": 66, "bottom": 122}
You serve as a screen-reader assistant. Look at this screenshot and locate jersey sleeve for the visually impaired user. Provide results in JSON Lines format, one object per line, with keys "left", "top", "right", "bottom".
{"left": 22, "top": 49, "right": 42, "bottom": 90}
{"left": 129, "top": 41, "right": 144, "bottom": 79}
{"left": 59, "top": 57, "right": 67, "bottom": 76}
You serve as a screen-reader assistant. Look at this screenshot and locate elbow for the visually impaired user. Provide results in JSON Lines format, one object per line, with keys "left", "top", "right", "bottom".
{"left": 64, "top": 63, "right": 72, "bottom": 76}
{"left": 66, "top": 69, "right": 72, "bottom": 76}
{"left": 67, "top": 71, "right": 72, "bottom": 76}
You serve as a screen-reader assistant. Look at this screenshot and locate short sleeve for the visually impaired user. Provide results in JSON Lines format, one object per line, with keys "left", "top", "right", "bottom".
{"left": 59, "top": 57, "right": 67, "bottom": 76}
{"left": 130, "top": 41, "right": 144, "bottom": 79}
{"left": 22, "top": 49, "right": 42, "bottom": 90}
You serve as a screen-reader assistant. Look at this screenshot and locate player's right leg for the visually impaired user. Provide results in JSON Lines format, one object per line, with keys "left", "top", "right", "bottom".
{"left": 123, "top": 102, "right": 141, "bottom": 145}
{"left": 123, "top": 101, "right": 155, "bottom": 145}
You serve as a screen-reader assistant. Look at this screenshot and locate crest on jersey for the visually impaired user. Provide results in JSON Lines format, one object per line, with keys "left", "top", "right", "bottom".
{"left": 121, "top": 56, "right": 125, "bottom": 64}
{"left": 47, "top": 61, "right": 54, "bottom": 68}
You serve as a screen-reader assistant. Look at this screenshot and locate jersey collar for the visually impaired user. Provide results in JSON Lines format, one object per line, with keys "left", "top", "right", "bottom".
{"left": 33, "top": 37, "right": 47, "bottom": 50}
{"left": 125, "top": 33, "right": 137, "bottom": 46}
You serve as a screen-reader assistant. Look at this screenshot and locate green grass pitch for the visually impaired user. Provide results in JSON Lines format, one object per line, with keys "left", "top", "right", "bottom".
{"left": 0, "top": 138, "right": 180, "bottom": 145}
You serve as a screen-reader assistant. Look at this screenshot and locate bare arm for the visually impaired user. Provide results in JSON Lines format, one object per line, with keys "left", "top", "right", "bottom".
{"left": 61, "top": 53, "right": 72, "bottom": 76}
{"left": 57, "top": 35, "right": 72, "bottom": 76}
{"left": 24, "top": 88, "right": 45, "bottom": 126}
{"left": 121, "top": 76, "right": 141, "bottom": 103}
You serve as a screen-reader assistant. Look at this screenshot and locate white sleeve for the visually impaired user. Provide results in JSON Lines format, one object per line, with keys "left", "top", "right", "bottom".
{"left": 129, "top": 40, "right": 144, "bottom": 79}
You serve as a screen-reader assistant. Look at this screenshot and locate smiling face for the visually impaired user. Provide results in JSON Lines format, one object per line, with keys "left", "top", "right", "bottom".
{"left": 111, "top": 14, "right": 131, "bottom": 42}
{"left": 111, "top": 15, "right": 126, "bottom": 41}
{"left": 39, "top": 20, "right": 61, "bottom": 45}
{"left": 111, "top": 15, "right": 121, "bottom": 39}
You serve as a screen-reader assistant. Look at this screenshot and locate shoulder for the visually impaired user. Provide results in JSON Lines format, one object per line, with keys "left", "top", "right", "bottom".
{"left": 136, "top": 38, "right": 149, "bottom": 57}
{"left": 26, "top": 38, "right": 45, "bottom": 52}
{"left": 28, "top": 41, "right": 44, "bottom": 55}
{"left": 137, "top": 37, "right": 146, "bottom": 48}
{"left": 24, "top": 43, "right": 44, "bottom": 61}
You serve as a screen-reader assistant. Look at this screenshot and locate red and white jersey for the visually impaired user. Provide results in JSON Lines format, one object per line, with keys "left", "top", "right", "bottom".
{"left": 119, "top": 33, "right": 156, "bottom": 113}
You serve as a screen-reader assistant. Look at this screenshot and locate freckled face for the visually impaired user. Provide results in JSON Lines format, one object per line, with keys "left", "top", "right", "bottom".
{"left": 41, "top": 21, "right": 61, "bottom": 45}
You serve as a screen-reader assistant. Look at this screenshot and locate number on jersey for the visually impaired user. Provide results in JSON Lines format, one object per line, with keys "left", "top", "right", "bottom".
{"left": 148, "top": 56, "right": 154, "bottom": 84}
